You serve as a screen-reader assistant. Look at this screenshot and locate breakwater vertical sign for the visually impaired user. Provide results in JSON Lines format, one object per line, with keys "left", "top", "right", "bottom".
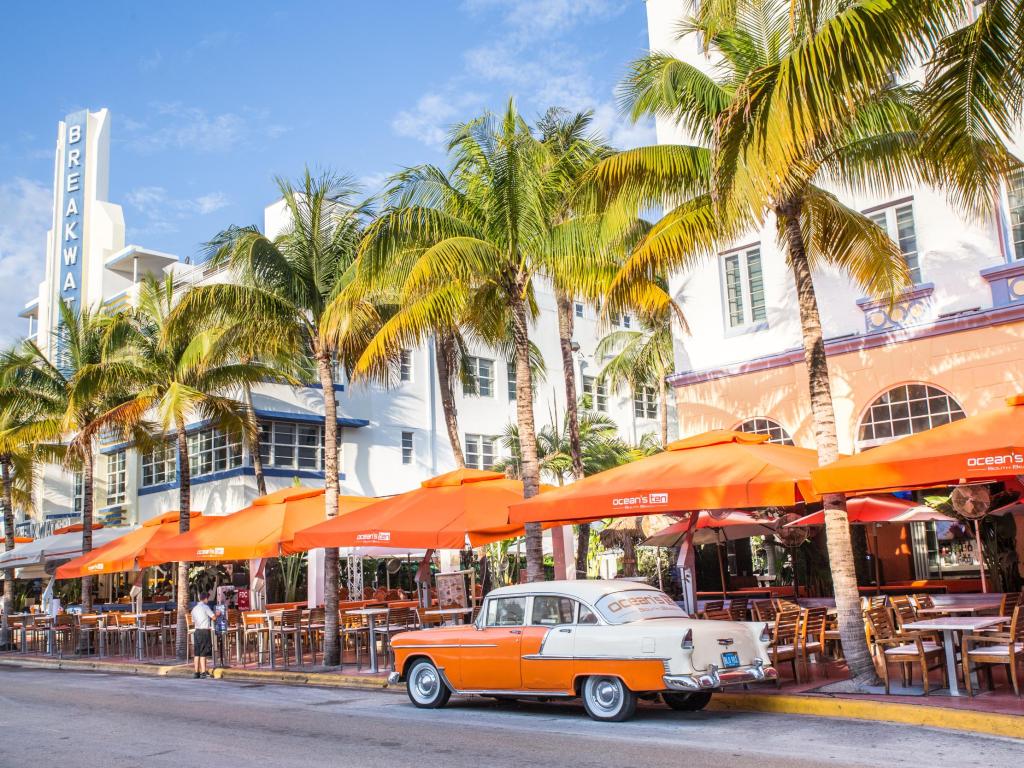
{"left": 58, "top": 110, "right": 87, "bottom": 313}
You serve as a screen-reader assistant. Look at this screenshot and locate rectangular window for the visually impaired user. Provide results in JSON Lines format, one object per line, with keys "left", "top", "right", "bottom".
{"left": 464, "top": 433, "right": 497, "bottom": 470}
{"left": 867, "top": 202, "right": 922, "bottom": 283}
{"left": 399, "top": 349, "right": 413, "bottom": 382}
{"left": 486, "top": 596, "right": 527, "bottom": 627}
{"left": 466, "top": 356, "right": 494, "bottom": 398}
{"left": 1008, "top": 169, "right": 1024, "bottom": 261}
{"left": 259, "top": 421, "right": 323, "bottom": 471}
{"left": 633, "top": 386, "right": 658, "bottom": 419}
{"left": 721, "top": 246, "right": 766, "bottom": 328}
{"left": 621, "top": 314, "right": 632, "bottom": 329}
{"left": 581, "top": 376, "right": 608, "bottom": 412}
{"left": 188, "top": 427, "right": 242, "bottom": 477}
{"left": 71, "top": 471, "right": 84, "bottom": 515}
{"left": 141, "top": 441, "right": 176, "bottom": 487}
{"left": 574, "top": 302, "right": 584, "bottom": 318}
{"left": 506, "top": 361, "right": 516, "bottom": 401}
{"left": 106, "top": 451, "right": 126, "bottom": 506}
{"left": 401, "top": 431, "right": 414, "bottom": 465}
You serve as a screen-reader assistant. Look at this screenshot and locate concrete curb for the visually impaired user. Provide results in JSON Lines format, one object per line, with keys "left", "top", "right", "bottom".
{"left": 709, "top": 692, "right": 1024, "bottom": 740}
{"left": 0, "top": 657, "right": 392, "bottom": 691}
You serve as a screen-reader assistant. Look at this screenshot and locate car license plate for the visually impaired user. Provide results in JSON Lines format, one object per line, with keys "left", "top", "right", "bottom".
{"left": 721, "top": 651, "right": 740, "bottom": 668}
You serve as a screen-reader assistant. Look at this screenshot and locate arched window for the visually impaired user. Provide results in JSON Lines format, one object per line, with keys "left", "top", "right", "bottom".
{"left": 858, "top": 384, "right": 965, "bottom": 447}
{"left": 736, "top": 417, "right": 795, "bottom": 445}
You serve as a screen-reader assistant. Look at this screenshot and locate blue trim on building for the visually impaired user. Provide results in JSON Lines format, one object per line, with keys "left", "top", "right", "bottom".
{"left": 255, "top": 408, "right": 369, "bottom": 428}
{"left": 138, "top": 464, "right": 344, "bottom": 496}
{"left": 99, "top": 441, "right": 132, "bottom": 456}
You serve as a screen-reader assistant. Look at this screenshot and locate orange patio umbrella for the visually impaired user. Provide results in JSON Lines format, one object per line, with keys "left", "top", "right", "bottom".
{"left": 146, "top": 486, "right": 373, "bottom": 562}
{"left": 508, "top": 430, "right": 820, "bottom": 526}
{"left": 55, "top": 512, "right": 207, "bottom": 579}
{"left": 291, "top": 468, "right": 546, "bottom": 551}
{"left": 812, "top": 394, "right": 1024, "bottom": 495}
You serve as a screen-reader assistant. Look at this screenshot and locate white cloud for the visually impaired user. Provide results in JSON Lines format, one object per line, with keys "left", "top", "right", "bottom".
{"left": 591, "top": 102, "right": 656, "bottom": 149}
{"left": 122, "top": 103, "right": 287, "bottom": 155}
{"left": 464, "top": 0, "right": 625, "bottom": 42}
{"left": 0, "top": 178, "right": 51, "bottom": 345}
{"left": 357, "top": 171, "right": 392, "bottom": 197}
{"left": 125, "top": 186, "right": 229, "bottom": 236}
{"left": 392, "top": 92, "right": 482, "bottom": 148}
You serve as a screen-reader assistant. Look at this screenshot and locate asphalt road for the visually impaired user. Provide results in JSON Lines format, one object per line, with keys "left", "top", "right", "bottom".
{"left": 0, "top": 665, "right": 1018, "bottom": 768}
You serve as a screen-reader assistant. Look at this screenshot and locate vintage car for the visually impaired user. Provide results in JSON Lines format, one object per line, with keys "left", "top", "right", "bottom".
{"left": 388, "top": 580, "right": 776, "bottom": 721}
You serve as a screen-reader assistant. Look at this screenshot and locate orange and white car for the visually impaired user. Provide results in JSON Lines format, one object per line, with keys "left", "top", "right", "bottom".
{"left": 388, "top": 580, "right": 776, "bottom": 721}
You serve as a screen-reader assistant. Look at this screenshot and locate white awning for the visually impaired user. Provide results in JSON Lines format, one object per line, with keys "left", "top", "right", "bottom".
{"left": 0, "top": 527, "right": 136, "bottom": 571}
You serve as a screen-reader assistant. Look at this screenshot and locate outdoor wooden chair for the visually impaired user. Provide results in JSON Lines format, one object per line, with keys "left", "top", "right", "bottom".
{"left": 802, "top": 607, "right": 829, "bottom": 677}
{"left": 704, "top": 608, "right": 732, "bottom": 620}
{"left": 415, "top": 607, "right": 444, "bottom": 629}
{"left": 865, "top": 606, "right": 945, "bottom": 695}
{"left": 303, "top": 607, "right": 325, "bottom": 664}
{"left": 241, "top": 611, "right": 269, "bottom": 666}
{"left": 962, "top": 605, "right": 1024, "bottom": 697}
{"left": 341, "top": 611, "right": 370, "bottom": 670}
{"left": 77, "top": 614, "right": 102, "bottom": 656}
{"left": 990, "top": 592, "right": 1024, "bottom": 631}
{"left": 700, "top": 600, "right": 725, "bottom": 618}
{"left": 51, "top": 614, "right": 77, "bottom": 656}
{"left": 268, "top": 609, "right": 303, "bottom": 667}
{"left": 728, "top": 598, "right": 749, "bottom": 621}
{"left": 774, "top": 598, "right": 800, "bottom": 612}
{"left": 374, "top": 606, "right": 418, "bottom": 671}
{"left": 752, "top": 599, "right": 776, "bottom": 623}
{"left": 138, "top": 611, "right": 167, "bottom": 659}
{"left": 768, "top": 608, "right": 803, "bottom": 684}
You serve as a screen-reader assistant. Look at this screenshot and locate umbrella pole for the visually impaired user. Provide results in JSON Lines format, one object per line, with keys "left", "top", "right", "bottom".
{"left": 716, "top": 537, "right": 728, "bottom": 600}
{"left": 974, "top": 519, "right": 988, "bottom": 593}
{"left": 873, "top": 526, "right": 882, "bottom": 596}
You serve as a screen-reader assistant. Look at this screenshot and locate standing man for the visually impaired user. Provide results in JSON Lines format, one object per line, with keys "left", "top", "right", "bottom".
{"left": 191, "top": 592, "right": 215, "bottom": 679}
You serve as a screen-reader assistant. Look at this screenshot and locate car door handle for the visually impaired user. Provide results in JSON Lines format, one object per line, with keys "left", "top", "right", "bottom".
{"left": 558, "top": 628, "right": 573, "bottom": 633}
{"left": 509, "top": 629, "right": 522, "bottom": 635}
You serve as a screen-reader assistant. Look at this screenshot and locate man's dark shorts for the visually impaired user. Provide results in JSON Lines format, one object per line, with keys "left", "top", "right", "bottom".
{"left": 194, "top": 628, "right": 212, "bottom": 658}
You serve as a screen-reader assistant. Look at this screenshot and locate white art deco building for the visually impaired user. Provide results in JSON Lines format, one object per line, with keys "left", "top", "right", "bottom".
{"left": 16, "top": 109, "right": 672, "bottom": 540}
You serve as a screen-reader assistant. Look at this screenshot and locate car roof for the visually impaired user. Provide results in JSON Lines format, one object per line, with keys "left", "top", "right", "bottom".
{"left": 486, "top": 579, "right": 660, "bottom": 604}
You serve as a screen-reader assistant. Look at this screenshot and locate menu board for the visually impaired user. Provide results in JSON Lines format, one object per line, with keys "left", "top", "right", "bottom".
{"left": 435, "top": 570, "right": 469, "bottom": 609}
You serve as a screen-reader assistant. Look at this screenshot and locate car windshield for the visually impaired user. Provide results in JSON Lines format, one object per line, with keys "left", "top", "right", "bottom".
{"left": 594, "top": 590, "right": 686, "bottom": 625}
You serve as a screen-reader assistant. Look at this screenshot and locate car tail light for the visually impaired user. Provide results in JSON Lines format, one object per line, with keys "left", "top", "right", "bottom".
{"left": 681, "top": 628, "right": 693, "bottom": 650}
{"left": 760, "top": 623, "right": 771, "bottom": 642}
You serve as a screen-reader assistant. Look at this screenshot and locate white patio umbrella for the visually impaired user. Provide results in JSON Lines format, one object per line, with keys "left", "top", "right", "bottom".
{"left": 0, "top": 526, "right": 135, "bottom": 577}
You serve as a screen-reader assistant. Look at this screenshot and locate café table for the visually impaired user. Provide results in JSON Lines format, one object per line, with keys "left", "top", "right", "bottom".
{"left": 425, "top": 607, "right": 474, "bottom": 626}
{"left": 917, "top": 604, "right": 994, "bottom": 617}
{"left": 901, "top": 616, "right": 1007, "bottom": 696}
{"left": 247, "top": 611, "right": 285, "bottom": 669}
{"left": 345, "top": 608, "right": 389, "bottom": 673}
{"left": 119, "top": 613, "right": 148, "bottom": 660}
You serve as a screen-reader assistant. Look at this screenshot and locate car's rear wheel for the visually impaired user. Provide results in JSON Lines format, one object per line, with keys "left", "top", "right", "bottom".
{"left": 581, "top": 676, "right": 637, "bottom": 722}
{"left": 662, "top": 691, "right": 712, "bottom": 711}
{"left": 406, "top": 659, "right": 451, "bottom": 709}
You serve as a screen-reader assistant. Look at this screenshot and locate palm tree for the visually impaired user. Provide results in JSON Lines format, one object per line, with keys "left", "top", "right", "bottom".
{"left": 0, "top": 371, "right": 54, "bottom": 643}
{"left": 0, "top": 304, "right": 144, "bottom": 613}
{"left": 99, "top": 276, "right": 280, "bottom": 659}
{"left": 183, "top": 169, "right": 382, "bottom": 666}
{"left": 356, "top": 101, "right": 579, "bottom": 581}
{"left": 581, "top": 0, "right": 1014, "bottom": 683}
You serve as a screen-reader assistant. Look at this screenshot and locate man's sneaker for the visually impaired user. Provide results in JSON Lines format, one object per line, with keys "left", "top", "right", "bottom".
{"left": 193, "top": 672, "right": 201, "bottom": 679}
{"left": 200, "top": 672, "right": 210, "bottom": 679}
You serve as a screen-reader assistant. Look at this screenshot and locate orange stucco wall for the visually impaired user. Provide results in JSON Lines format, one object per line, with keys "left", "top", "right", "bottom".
{"left": 673, "top": 319, "right": 1024, "bottom": 453}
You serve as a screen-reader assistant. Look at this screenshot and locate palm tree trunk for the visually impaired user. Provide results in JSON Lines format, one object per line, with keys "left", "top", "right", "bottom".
{"left": 556, "top": 295, "right": 591, "bottom": 579}
{"left": 80, "top": 450, "right": 95, "bottom": 613}
{"left": 315, "top": 350, "right": 342, "bottom": 666}
{"left": 781, "top": 200, "right": 875, "bottom": 684}
{"left": 510, "top": 288, "right": 544, "bottom": 582}
{"left": 243, "top": 383, "right": 268, "bottom": 496}
{"left": 2, "top": 459, "right": 14, "bottom": 645}
{"left": 435, "top": 334, "right": 465, "bottom": 468}
{"left": 174, "top": 417, "right": 193, "bottom": 661}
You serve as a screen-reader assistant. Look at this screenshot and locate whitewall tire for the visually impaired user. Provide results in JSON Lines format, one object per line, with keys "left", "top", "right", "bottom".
{"left": 406, "top": 659, "right": 451, "bottom": 709}
{"left": 581, "top": 676, "right": 637, "bottom": 722}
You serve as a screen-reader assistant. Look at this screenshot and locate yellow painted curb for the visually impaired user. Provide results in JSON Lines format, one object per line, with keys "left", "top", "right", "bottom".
{"left": 709, "top": 693, "right": 1024, "bottom": 740}
{"left": 212, "top": 667, "right": 390, "bottom": 690}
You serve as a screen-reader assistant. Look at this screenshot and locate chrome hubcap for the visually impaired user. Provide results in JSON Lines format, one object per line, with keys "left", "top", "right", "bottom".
{"left": 412, "top": 666, "right": 438, "bottom": 700}
{"left": 591, "top": 679, "right": 621, "bottom": 711}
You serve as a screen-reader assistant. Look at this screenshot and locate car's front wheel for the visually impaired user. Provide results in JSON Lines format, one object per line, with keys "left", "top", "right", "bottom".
{"left": 406, "top": 659, "right": 451, "bottom": 709}
{"left": 581, "top": 676, "right": 637, "bottom": 722}
{"left": 662, "top": 691, "right": 712, "bottom": 711}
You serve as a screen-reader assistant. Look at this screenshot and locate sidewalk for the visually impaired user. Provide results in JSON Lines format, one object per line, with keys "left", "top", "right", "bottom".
{"left": 3, "top": 653, "right": 1020, "bottom": 740}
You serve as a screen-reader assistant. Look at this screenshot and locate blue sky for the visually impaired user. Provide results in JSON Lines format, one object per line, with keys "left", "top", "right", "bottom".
{"left": 0, "top": 0, "right": 654, "bottom": 343}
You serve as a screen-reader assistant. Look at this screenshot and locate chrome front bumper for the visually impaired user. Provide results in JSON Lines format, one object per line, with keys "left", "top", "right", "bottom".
{"left": 663, "top": 660, "right": 777, "bottom": 691}
{"left": 387, "top": 672, "right": 401, "bottom": 685}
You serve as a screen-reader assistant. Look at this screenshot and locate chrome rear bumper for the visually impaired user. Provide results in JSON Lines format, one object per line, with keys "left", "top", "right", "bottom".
{"left": 663, "top": 660, "right": 777, "bottom": 691}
